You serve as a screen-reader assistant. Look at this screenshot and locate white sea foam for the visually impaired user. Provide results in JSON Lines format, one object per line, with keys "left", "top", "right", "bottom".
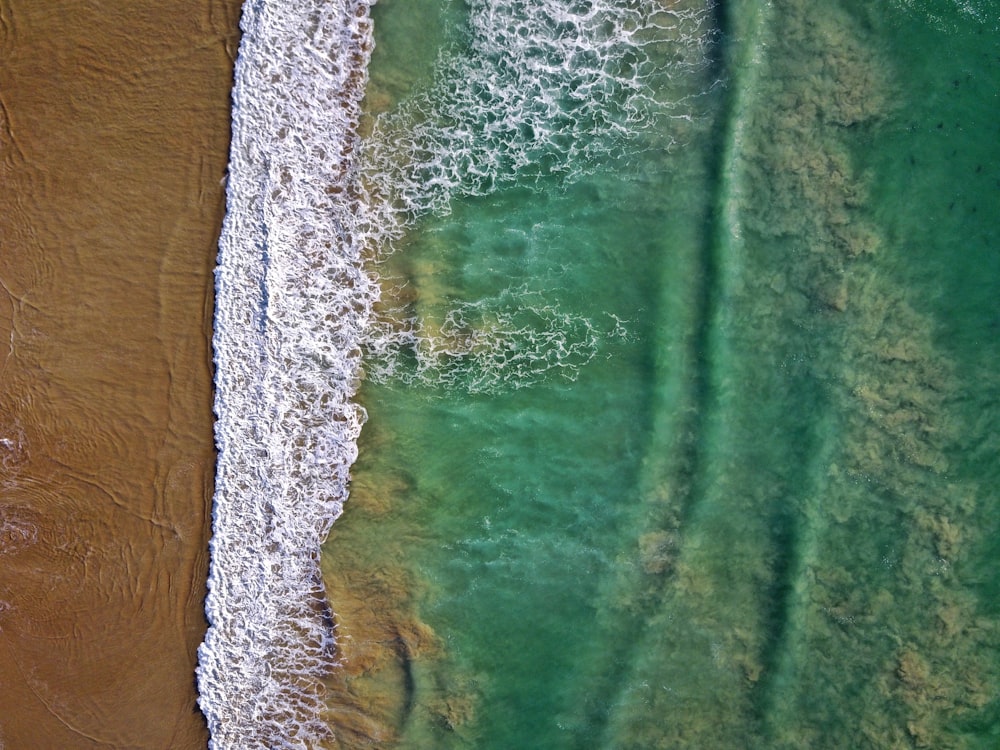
{"left": 361, "top": 0, "right": 718, "bottom": 229}
{"left": 364, "top": 286, "right": 604, "bottom": 393}
{"left": 197, "top": 1, "right": 376, "bottom": 747}
{"left": 893, "top": 0, "right": 998, "bottom": 31}
{"left": 200, "top": 0, "right": 715, "bottom": 746}
{"left": 360, "top": 0, "right": 718, "bottom": 389}
{"left": 0, "top": 510, "right": 37, "bottom": 556}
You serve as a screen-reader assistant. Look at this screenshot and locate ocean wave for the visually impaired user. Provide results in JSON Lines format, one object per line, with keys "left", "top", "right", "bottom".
{"left": 892, "top": 0, "right": 999, "bottom": 32}
{"left": 364, "top": 286, "right": 605, "bottom": 394}
{"left": 199, "top": 0, "right": 716, "bottom": 747}
{"left": 197, "top": 1, "right": 376, "bottom": 747}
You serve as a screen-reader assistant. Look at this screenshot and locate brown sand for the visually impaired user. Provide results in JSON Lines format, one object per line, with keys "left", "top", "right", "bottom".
{"left": 0, "top": 1, "right": 241, "bottom": 746}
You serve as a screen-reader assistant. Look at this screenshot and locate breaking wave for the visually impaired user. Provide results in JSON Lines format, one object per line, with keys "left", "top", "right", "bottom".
{"left": 198, "top": 0, "right": 717, "bottom": 747}
{"left": 196, "top": 1, "right": 376, "bottom": 747}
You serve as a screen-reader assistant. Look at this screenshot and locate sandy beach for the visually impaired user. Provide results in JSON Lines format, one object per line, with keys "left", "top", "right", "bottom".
{"left": 0, "top": 1, "right": 240, "bottom": 746}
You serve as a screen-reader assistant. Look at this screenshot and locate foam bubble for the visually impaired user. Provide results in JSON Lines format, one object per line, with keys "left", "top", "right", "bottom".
{"left": 892, "top": 0, "right": 999, "bottom": 31}
{"left": 0, "top": 424, "right": 27, "bottom": 479}
{"left": 359, "top": 0, "right": 718, "bottom": 393}
{"left": 365, "top": 287, "right": 603, "bottom": 394}
{"left": 0, "top": 507, "right": 37, "bottom": 556}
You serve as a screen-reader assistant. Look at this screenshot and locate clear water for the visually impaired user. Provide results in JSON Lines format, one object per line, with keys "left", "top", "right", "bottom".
{"left": 210, "top": 0, "right": 1000, "bottom": 747}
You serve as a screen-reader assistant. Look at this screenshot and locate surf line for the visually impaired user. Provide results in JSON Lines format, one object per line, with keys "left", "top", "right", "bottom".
{"left": 196, "top": 1, "right": 377, "bottom": 747}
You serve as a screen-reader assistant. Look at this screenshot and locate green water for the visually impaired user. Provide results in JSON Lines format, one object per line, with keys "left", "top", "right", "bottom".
{"left": 322, "top": 1, "right": 1000, "bottom": 748}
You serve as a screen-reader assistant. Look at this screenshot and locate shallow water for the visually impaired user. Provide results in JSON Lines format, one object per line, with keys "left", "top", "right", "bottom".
{"left": 319, "top": 0, "right": 1000, "bottom": 748}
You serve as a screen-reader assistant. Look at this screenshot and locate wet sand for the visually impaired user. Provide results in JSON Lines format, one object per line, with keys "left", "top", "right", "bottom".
{"left": 0, "top": 1, "right": 241, "bottom": 746}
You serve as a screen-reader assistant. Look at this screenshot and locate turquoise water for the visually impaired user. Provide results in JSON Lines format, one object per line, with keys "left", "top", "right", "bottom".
{"left": 321, "top": 1, "right": 1000, "bottom": 748}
